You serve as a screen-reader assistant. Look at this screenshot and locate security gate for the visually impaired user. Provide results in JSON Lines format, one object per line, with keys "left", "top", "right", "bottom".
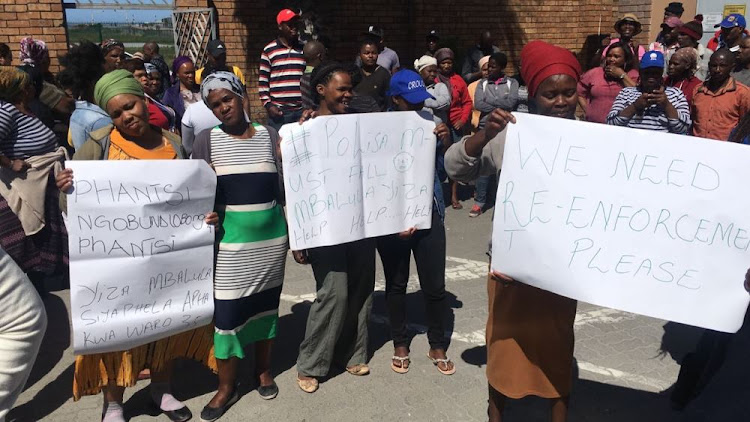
{"left": 172, "top": 8, "right": 216, "bottom": 68}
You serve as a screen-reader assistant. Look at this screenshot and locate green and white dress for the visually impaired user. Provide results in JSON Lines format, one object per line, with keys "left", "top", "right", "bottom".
{"left": 192, "top": 123, "right": 288, "bottom": 359}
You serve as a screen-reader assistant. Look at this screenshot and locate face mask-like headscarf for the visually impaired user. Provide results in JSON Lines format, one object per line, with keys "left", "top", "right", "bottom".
{"left": 201, "top": 71, "right": 244, "bottom": 106}
{"left": 94, "top": 69, "right": 144, "bottom": 111}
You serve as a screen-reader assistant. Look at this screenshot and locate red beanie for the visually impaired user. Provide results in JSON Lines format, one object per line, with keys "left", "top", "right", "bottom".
{"left": 521, "top": 40, "right": 582, "bottom": 98}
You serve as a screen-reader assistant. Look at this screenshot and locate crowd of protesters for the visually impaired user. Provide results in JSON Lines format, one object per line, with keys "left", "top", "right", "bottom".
{"left": 1, "top": 3, "right": 750, "bottom": 422}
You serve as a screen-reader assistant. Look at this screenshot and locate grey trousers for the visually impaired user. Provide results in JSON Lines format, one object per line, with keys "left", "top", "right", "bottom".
{"left": 0, "top": 248, "right": 47, "bottom": 422}
{"left": 296, "top": 238, "right": 376, "bottom": 377}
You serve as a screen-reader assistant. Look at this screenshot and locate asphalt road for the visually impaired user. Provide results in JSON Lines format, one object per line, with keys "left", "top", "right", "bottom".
{"left": 9, "top": 199, "right": 750, "bottom": 422}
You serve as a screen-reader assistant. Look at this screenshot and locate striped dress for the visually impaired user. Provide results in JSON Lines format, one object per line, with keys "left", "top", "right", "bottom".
{"left": 606, "top": 86, "right": 691, "bottom": 134}
{"left": 193, "top": 123, "right": 288, "bottom": 359}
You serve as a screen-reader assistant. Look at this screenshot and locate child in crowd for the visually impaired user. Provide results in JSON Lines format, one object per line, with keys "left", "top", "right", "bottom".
{"left": 470, "top": 52, "right": 519, "bottom": 217}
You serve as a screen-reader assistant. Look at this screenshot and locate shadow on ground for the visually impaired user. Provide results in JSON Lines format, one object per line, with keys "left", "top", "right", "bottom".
{"left": 8, "top": 294, "right": 71, "bottom": 422}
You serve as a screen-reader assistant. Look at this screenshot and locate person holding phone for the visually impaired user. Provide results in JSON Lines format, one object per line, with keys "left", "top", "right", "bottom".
{"left": 607, "top": 50, "right": 691, "bottom": 134}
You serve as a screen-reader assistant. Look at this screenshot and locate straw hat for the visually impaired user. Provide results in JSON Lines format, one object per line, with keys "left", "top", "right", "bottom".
{"left": 614, "top": 13, "right": 643, "bottom": 35}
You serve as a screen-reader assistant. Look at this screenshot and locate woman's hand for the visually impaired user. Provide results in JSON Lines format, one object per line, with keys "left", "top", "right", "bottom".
{"left": 204, "top": 212, "right": 219, "bottom": 226}
{"left": 453, "top": 120, "right": 465, "bottom": 131}
{"left": 299, "top": 109, "right": 317, "bottom": 124}
{"left": 464, "top": 109, "right": 516, "bottom": 158}
{"left": 484, "top": 109, "right": 516, "bottom": 141}
{"left": 605, "top": 65, "right": 626, "bottom": 79}
{"left": 397, "top": 227, "right": 417, "bottom": 240}
{"left": 56, "top": 168, "right": 74, "bottom": 193}
{"left": 490, "top": 270, "right": 515, "bottom": 284}
{"left": 293, "top": 250, "right": 309, "bottom": 265}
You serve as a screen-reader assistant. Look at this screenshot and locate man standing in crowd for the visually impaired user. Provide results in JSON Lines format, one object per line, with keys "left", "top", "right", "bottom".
{"left": 732, "top": 37, "right": 750, "bottom": 86}
{"left": 425, "top": 30, "right": 440, "bottom": 57}
{"left": 196, "top": 39, "right": 246, "bottom": 85}
{"left": 356, "top": 26, "right": 400, "bottom": 74}
{"left": 650, "top": 17, "right": 682, "bottom": 64}
{"left": 462, "top": 31, "right": 501, "bottom": 84}
{"left": 692, "top": 48, "right": 750, "bottom": 141}
{"left": 142, "top": 42, "right": 170, "bottom": 98}
{"left": 259, "top": 8, "right": 306, "bottom": 131}
{"left": 708, "top": 13, "right": 747, "bottom": 52}
{"left": 664, "top": 2, "right": 684, "bottom": 21}
{"left": 300, "top": 40, "right": 325, "bottom": 110}
{"left": 655, "top": 3, "right": 684, "bottom": 44}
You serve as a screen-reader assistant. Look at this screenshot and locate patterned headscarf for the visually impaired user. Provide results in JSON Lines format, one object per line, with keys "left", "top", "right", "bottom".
{"left": 201, "top": 71, "right": 244, "bottom": 106}
{"left": 100, "top": 39, "right": 124, "bottom": 55}
{"left": 0, "top": 66, "right": 29, "bottom": 103}
{"left": 144, "top": 62, "right": 158, "bottom": 75}
{"left": 672, "top": 47, "right": 699, "bottom": 73}
{"left": 19, "top": 37, "right": 48, "bottom": 66}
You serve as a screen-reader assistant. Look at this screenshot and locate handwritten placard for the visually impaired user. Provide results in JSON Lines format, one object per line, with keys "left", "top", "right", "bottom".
{"left": 279, "top": 111, "right": 436, "bottom": 250}
{"left": 67, "top": 160, "right": 217, "bottom": 354}
{"left": 492, "top": 113, "right": 750, "bottom": 333}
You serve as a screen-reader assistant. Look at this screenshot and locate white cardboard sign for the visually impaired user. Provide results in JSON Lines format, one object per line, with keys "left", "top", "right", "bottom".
{"left": 492, "top": 113, "right": 750, "bottom": 333}
{"left": 67, "top": 160, "right": 217, "bottom": 354}
{"left": 279, "top": 111, "right": 437, "bottom": 250}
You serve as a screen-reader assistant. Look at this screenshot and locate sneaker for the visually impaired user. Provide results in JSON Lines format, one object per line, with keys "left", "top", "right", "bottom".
{"left": 469, "top": 205, "right": 483, "bottom": 218}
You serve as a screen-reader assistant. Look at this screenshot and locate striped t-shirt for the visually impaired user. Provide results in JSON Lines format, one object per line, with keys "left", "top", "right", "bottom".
{"left": 259, "top": 38, "right": 305, "bottom": 112}
{"left": 607, "top": 86, "right": 691, "bottom": 134}
{"left": 0, "top": 101, "right": 57, "bottom": 159}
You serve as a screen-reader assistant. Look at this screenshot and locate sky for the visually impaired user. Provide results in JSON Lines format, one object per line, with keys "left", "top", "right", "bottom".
{"left": 66, "top": 8, "right": 172, "bottom": 24}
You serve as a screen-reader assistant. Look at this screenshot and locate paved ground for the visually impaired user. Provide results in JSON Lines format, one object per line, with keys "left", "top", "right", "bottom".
{"left": 9, "top": 196, "right": 750, "bottom": 422}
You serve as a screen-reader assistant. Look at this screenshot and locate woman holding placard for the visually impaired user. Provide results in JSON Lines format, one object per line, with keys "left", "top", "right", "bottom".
{"left": 55, "top": 70, "right": 218, "bottom": 422}
{"left": 293, "top": 62, "right": 377, "bottom": 394}
{"left": 444, "top": 40, "right": 582, "bottom": 422}
{"left": 191, "top": 71, "right": 287, "bottom": 421}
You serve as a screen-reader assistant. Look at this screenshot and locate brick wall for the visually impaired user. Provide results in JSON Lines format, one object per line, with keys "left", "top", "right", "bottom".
{"left": 0, "top": 0, "right": 68, "bottom": 72}
{"left": 176, "top": 0, "right": 627, "bottom": 121}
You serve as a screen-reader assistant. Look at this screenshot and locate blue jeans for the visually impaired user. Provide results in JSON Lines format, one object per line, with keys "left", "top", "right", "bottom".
{"left": 267, "top": 109, "right": 303, "bottom": 132}
{"left": 475, "top": 175, "right": 491, "bottom": 207}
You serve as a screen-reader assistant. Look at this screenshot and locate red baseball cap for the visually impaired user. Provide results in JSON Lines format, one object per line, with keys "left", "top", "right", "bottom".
{"left": 276, "top": 9, "right": 298, "bottom": 25}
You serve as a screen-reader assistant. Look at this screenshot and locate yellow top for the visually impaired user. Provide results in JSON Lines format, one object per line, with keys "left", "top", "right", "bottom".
{"left": 195, "top": 65, "right": 246, "bottom": 85}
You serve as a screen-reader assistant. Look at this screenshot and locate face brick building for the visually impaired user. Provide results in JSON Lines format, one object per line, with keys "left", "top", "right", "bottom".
{"left": 4, "top": 0, "right": 700, "bottom": 119}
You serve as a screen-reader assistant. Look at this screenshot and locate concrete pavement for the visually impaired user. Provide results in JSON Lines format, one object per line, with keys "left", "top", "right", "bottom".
{"left": 9, "top": 201, "right": 750, "bottom": 422}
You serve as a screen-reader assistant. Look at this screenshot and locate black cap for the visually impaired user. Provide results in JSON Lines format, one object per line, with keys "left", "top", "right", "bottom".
{"left": 427, "top": 30, "right": 440, "bottom": 40}
{"left": 363, "top": 25, "right": 384, "bottom": 39}
{"left": 665, "top": 2, "right": 684, "bottom": 15}
{"left": 207, "top": 39, "right": 227, "bottom": 57}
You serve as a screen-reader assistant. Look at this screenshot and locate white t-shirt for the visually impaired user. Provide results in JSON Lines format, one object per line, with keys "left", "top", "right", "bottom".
{"left": 181, "top": 101, "right": 221, "bottom": 155}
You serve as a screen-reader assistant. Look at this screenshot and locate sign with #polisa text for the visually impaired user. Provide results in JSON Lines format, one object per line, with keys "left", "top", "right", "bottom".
{"left": 279, "top": 111, "right": 437, "bottom": 250}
